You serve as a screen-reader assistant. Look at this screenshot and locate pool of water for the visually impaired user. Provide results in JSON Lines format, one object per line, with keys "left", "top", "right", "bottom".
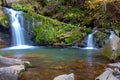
{"left": 0, "top": 47, "right": 107, "bottom": 80}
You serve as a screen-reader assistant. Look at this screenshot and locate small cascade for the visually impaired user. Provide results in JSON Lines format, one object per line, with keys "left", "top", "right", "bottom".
{"left": 84, "top": 30, "right": 98, "bottom": 49}
{"left": 109, "top": 30, "right": 115, "bottom": 39}
{"left": 3, "top": 8, "right": 35, "bottom": 49}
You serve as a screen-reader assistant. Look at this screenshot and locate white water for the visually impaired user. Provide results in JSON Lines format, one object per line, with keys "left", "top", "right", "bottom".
{"left": 84, "top": 30, "right": 98, "bottom": 49}
{"left": 3, "top": 8, "right": 35, "bottom": 49}
{"left": 109, "top": 30, "right": 115, "bottom": 39}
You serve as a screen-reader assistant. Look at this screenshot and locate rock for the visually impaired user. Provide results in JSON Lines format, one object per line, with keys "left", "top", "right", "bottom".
{"left": 108, "top": 63, "right": 120, "bottom": 68}
{"left": 0, "top": 56, "right": 31, "bottom": 80}
{"left": 53, "top": 73, "right": 74, "bottom": 80}
{"left": 109, "top": 35, "right": 120, "bottom": 51}
{"left": 0, "top": 65, "right": 25, "bottom": 80}
{"left": 0, "top": 56, "right": 30, "bottom": 66}
{"left": 95, "top": 68, "right": 119, "bottom": 80}
{"left": 0, "top": 0, "right": 20, "bottom": 6}
{"left": 102, "top": 34, "right": 120, "bottom": 60}
{"left": 5, "top": 0, "right": 20, "bottom": 4}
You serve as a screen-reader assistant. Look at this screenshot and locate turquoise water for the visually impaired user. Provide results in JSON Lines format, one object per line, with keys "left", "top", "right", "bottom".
{"left": 0, "top": 47, "right": 103, "bottom": 63}
{"left": 0, "top": 47, "right": 107, "bottom": 80}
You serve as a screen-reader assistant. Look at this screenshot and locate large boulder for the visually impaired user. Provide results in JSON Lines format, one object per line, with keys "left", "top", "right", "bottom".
{"left": 0, "top": 56, "right": 31, "bottom": 80}
{"left": 109, "top": 35, "right": 120, "bottom": 51}
{"left": 0, "top": 65, "right": 24, "bottom": 80}
{"left": 102, "top": 34, "right": 120, "bottom": 60}
{"left": 95, "top": 68, "right": 119, "bottom": 80}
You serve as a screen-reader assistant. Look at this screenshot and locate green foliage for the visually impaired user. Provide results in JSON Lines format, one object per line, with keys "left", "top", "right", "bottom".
{"left": 0, "top": 15, "right": 9, "bottom": 27}
{"left": 114, "top": 29, "right": 119, "bottom": 36}
{"left": 31, "top": 13, "right": 77, "bottom": 45}
{"left": 64, "top": 8, "right": 84, "bottom": 24}
{"left": 28, "top": 10, "right": 90, "bottom": 45}
{"left": 12, "top": 0, "right": 120, "bottom": 46}
{"left": 11, "top": 3, "right": 26, "bottom": 11}
{"left": 34, "top": 25, "right": 56, "bottom": 44}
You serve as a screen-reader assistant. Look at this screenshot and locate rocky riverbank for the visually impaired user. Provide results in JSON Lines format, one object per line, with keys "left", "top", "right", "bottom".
{"left": 0, "top": 55, "right": 31, "bottom": 80}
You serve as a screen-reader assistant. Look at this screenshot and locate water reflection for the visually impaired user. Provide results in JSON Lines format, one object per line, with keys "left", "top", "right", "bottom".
{"left": 85, "top": 50, "right": 94, "bottom": 67}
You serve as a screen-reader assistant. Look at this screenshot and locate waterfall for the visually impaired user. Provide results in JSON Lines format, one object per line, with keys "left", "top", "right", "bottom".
{"left": 109, "top": 30, "right": 115, "bottom": 39}
{"left": 3, "top": 8, "right": 35, "bottom": 49}
{"left": 87, "top": 34, "right": 94, "bottom": 48}
{"left": 85, "top": 30, "right": 98, "bottom": 49}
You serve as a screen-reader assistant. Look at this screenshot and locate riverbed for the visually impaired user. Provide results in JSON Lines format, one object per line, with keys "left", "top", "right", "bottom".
{"left": 0, "top": 47, "right": 108, "bottom": 80}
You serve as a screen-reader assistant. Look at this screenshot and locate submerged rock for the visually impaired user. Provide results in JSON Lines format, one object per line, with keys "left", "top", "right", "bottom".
{"left": 53, "top": 73, "right": 74, "bottom": 80}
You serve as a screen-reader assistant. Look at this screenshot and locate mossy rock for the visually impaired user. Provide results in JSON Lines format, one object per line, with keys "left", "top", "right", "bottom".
{"left": 0, "top": 8, "right": 9, "bottom": 27}
{"left": 24, "top": 61, "right": 32, "bottom": 68}
{"left": 102, "top": 43, "right": 113, "bottom": 60}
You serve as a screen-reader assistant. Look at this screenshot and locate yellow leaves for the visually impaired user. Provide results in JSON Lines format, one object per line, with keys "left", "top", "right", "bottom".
{"left": 87, "top": 0, "right": 104, "bottom": 10}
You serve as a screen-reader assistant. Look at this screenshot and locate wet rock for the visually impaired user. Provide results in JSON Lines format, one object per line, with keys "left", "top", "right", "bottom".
{"left": 95, "top": 68, "right": 119, "bottom": 80}
{"left": 109, "top": 35, "right": 120, "bottom": 51}
{"left": 0, "top": 56, "right": 30, "bottom": 66}
{"left": 0, "top": 56, "right": 31, "bottom": 80}
{"left": 102, "top": 34, "right": 120, "bottom": 60}
{"left": 108, "top": 63, "right": 120, "bottom": 68}
{"left": 53, "top": 73, "right": 74, "bottom": 80}
{"left": 0, "top": 65, "right": 24, "bottom": 80}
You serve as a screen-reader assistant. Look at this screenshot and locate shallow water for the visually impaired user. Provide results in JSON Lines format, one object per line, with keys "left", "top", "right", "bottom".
{"left": 0, "top": 47, "right": 108, "bottom": 80}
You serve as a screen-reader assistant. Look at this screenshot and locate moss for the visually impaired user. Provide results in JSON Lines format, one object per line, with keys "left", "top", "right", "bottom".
{"left": 11, "top": 3, "right": 26, "bottom": 11}
{"left": 102, "top": 44, "right": 113, "bottom": 60}
{"left": 24, "top": 61, "right": 32, "bottom": 68}
{"left": 18, "top": 70, "right": 25, "bottom": 78}
{"left": 0, "top": 14, "right": 9, "bottom": 27}
{"left": 23, "top": 6, "right": 89, "bottom": 46}
{"left": 64, "top": 8, "right": 85, "bottom": 24}
{"left": 102, "top": 42, "right": 120, "bottom": 60}
{"left": 33, "top": 14, "right": 77, "bottom": 45}
{"left": 114, "top": 29, "right": 119, "bottom": 36}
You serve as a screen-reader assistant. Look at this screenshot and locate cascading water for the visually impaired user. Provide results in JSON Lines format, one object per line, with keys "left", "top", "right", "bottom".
{"left": 84, "top": 30, "right": 98, "bottom": 49}
{"left": 3, "top": 8, "right": 35, "bottom": 49}
{"left": 109, "top": 30, "right": 115, "bottom": 39}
